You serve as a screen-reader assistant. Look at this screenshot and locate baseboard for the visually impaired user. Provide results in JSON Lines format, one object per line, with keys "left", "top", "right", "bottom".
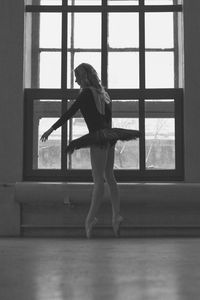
{"left": 20, "top": 225, "right": 200, "bottom": 238}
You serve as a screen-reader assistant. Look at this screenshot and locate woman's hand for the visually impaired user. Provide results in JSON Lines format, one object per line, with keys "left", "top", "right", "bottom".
{"left": 40, "top": 127, "right": 54, "bottom": 142}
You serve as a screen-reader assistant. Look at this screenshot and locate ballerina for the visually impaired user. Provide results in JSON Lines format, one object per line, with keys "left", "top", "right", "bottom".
{"left": 41, "top": 63, "right": 140, "bottom": 238}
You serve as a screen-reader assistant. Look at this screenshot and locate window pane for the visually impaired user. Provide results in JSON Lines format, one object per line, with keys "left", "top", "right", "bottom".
{"left": 39, "top": 13, "right": 61, "bottom": 48}
{"left": 145, "top": 13, "right": 174, "bottom": 49}
{"left": 108, "top": 13, "right": 139, "bottom": 48}
{"left": 108, "top": 0, "right": 138, "bottom": 5}
{"left": 67, "top": 118, "right": 91, "bottom": 169}
{"left": 24, "top": 12, "right": 61, "bottom": 88}
{"left": 145, "top": 100, "right": 175, "bottom": 170}
{"left": 112, "top": 100, "right": 139, "bottom": 169}
{"left": 40, "top": 52, "right": 61, "bottom": 88}
{"left": 145, "top": 52, "right": 174, "bottom": 88}
{"left": 28, "top": 0, "right": 62, "bottom": 4}
{"left": 145, "top": 99, "right": 174, "bottom": 118}
{"left": 67, "top": 13, "right": 101, "bottom": 49}
{"left": 176, "top": 12, "right": 184, "bottom": 88}
{"left": 108, "top": 52, "right": 139, "bottom": 88}
{"left": 67, "top": 52, "right": 101, "bottom": 88}
{"left": 41, "top": 0, "right": 61, "bottom": 4}
{"left": 68, "top": 0, "right": 101, "bottom": 4}
{"left": 33, "top": 100, "right": 62, "bottom": 169}
{"left": 112, "top": 100, "right": 139, "bottom": 118}
{"left": 112, "top": 117, "right": 139, "bottom": 170}
{"left": 145, "top": 0, "right": 173, "bottom": 4}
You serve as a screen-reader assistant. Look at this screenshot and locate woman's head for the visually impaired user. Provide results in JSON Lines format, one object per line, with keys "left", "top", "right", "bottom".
{"left": 74, "top": 63, "right": 102, "bottom": 90}
{"left": 74, "top": 63, "right": 111, "bottom": 104}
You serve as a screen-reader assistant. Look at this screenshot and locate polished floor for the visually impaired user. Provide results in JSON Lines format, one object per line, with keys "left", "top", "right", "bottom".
{"left": 0, "top": 237, "right": 200, "bottom": 300}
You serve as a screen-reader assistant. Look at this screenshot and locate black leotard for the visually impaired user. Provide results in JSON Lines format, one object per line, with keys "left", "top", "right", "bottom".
{"left": 52, "top": 88, "right": 111, "bottom": 133}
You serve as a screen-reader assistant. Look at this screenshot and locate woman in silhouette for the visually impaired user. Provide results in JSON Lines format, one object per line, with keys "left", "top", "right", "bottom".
{"left": 41, "top": 63, "right": 140, "bottom": 238}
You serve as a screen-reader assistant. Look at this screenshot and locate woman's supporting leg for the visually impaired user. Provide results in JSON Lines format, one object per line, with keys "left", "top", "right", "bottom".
{"left": 105, "top": 144, "right": 123, "bottom": 237}
{"left": 86, "top": 145, "right": 108, "bottom": 226}
{"left": 104, "top": 145, "right": 120, "bottom": 220}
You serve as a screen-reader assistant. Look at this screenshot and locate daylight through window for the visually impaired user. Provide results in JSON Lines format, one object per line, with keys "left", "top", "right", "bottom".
{"left": 24, "top": 0, "right": 184, "bottom": 181}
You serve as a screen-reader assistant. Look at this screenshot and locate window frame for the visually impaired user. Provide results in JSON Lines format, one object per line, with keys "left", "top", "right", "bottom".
{"left": 24, "top": 0, "right": 184, "bottom": 182}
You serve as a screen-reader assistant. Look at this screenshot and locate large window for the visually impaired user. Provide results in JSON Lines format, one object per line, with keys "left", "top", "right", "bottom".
{"left": 24, "top": 0, "right": 184, "bottom": 181}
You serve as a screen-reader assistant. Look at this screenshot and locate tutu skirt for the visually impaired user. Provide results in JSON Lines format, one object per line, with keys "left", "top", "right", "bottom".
{"left": 66, "top": 128, "right": 141, "bottom": 154}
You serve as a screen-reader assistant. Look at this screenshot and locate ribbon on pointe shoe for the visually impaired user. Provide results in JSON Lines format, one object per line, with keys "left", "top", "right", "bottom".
{"left": 112, "top": 215, "right": 124, "bottom": 238}
{"left": 85, "top": 217, "right": 98, "bottom": 239}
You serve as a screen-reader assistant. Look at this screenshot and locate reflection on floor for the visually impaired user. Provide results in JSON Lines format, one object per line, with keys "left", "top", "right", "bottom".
{"left": 0, "top": 237, "right": 199, "bottom": 300}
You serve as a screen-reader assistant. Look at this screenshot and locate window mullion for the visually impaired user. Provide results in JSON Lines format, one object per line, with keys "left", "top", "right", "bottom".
{"left": 102, "top": 0, "right": 108, "bottom": 87}
{"left": 139, "top": 0, "right": 145, "bottom": 171}
{"left": 174, "top": 93, "right": 184, "bottom": 175}
{"left": 61, "top": 0, "right": 67, "bottom": 88}
{"left": 68, "top": 0, "right": 76, "bottom": 170}
{"left": 139, "top": 0, "right": 145, "bottom": 89}
{"left": 61, "top": 0, "right": 68, "bottom": 173}
{"left": 173, "top": 0, "right": 179, "bottom": 88}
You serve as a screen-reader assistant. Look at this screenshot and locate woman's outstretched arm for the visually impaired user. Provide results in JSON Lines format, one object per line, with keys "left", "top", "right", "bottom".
{"left": 40, "top": 92, "right": 83, "bottom": 142}
{"left": 51, "top": 97, "right": 81, "bottom": 131}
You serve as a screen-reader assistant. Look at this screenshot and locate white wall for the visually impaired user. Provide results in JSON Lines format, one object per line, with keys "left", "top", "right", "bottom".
{"left": 0, "top": 0, "right": 24, "bottom": 235}
{"left": 183, "top": 0, "right": 200, "bottom": 182}
{"left": 0, "top": 0, "right": 24, "bottom": 182}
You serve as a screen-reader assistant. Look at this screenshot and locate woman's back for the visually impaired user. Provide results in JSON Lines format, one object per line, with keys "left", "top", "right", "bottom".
{"left": 79, "top": 87, "right": 112, "bottom": 133}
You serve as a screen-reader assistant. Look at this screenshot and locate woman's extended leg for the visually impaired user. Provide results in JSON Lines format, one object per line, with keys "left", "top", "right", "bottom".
{"left": 104, "top": 144, "right": 121, "bottom": 221}
{"left": 86, "top": 145, "right": 108, "bottom": 230}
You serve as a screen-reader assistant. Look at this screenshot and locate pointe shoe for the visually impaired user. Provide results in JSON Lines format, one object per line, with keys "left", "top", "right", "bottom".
{"left": 112, "top": 215, "right": 124, "bottom": 238}
{"left": 85, "top": 217, "right": 98, "bottom": 239}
